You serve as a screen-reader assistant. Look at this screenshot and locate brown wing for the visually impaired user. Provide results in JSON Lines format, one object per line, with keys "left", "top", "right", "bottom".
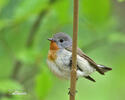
{"left": 66, "top": 46, "right": 104, "bottom": 75}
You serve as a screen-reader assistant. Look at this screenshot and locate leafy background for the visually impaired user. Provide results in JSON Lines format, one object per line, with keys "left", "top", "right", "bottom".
{"left": 0, "top": 0, "right": 125, "bottom": 100}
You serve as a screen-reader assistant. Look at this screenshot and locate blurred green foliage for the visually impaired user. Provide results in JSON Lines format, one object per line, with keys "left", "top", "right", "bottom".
{"left": 0, "top": 0, "right": 125, "bottom": 100}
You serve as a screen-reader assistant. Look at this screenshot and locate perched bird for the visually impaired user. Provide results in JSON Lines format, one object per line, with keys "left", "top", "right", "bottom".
{"left": 47, "top": 32, "right": 112, "bottom": 82}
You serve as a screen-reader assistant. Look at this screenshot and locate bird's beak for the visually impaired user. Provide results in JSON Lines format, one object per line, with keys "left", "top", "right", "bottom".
{"left": 48, "top": 38, "right": 54, "bottom": 41}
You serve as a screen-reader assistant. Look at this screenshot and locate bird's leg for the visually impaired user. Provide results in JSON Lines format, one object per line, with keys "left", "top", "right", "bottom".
{"left": 68, "top": 88, "right": 78, "bottom": 95}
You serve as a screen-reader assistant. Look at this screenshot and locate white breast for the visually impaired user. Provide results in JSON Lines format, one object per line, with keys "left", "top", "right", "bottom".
{"left": 55, "top": 49, "right": 71, "bottom": 71}
{"left": 47, "top": 49, "right": 96, "bottom": 79}
{"left": 47, "top": 59, "right": 65, "bottom": 79}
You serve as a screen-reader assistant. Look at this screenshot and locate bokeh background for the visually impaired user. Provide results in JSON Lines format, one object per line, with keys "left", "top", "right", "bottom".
{"left": 0, "top": 0, "right": 125, "bottom": 100}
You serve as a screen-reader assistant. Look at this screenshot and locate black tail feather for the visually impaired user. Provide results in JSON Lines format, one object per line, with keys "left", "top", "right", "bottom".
{"left": 84, "top": 76, "right": 96, "bottom": 82}
{"left": 98, "top": 64, "right": 112, "bottom": 73}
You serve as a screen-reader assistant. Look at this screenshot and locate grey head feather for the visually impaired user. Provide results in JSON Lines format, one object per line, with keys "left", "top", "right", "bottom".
{"left": 52, "top": 32, "right": 72, "bottom": 49}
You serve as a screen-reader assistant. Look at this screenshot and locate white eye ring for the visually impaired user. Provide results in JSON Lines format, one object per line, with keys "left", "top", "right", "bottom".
{"left": 60, "top": 39, "right": 64, "bottom": 43}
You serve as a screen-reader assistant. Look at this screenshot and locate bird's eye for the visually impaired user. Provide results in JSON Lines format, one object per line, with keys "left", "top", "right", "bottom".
{"left": 60, "top": 39, "right": 64, "bottom": 43}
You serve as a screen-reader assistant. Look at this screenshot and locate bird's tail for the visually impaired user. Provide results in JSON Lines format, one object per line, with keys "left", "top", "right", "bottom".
{"left": 97, "top": 64, "right": 112, "bottom": 74}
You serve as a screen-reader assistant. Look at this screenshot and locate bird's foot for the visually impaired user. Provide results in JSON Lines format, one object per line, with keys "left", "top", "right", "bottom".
{"left": 68, "top": 88, "right": 77, "bottom": 96}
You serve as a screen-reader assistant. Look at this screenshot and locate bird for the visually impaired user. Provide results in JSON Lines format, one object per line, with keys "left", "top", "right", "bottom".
{"left": 47, "top": 32, "right": 112, "bottom": 82}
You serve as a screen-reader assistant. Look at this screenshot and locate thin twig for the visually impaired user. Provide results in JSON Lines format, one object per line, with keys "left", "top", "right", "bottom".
{"left": 70, "top": 0, "right": 79, "bottom": 100}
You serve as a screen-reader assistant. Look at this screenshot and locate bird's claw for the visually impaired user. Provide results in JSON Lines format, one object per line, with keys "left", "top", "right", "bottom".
{"left": 68, "top": 88, "right": 77, "bottom": 96}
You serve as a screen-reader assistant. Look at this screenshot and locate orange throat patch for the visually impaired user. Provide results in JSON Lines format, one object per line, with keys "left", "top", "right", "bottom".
{"left": 48, "top": 41, "right": 59, "bottom": 61}
{"left": 49, "top": 41, "right": 59, "bottom": 50}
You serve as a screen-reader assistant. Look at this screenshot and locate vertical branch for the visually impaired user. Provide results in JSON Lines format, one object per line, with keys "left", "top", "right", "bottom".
{"left": 70, "top": 0, "right": 79, "bottom": 100}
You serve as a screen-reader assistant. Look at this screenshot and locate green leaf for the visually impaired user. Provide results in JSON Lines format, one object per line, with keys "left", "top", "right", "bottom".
{"left": 0, "top": 0, "right": 9, "bottom": 13}
{"left": 82, "top": 0, "right": 110, "bottom": 23}
{"left": 0, "top": 80, "right": 25, "bottom": 100}
{"left": 53, "top": 0, "right": 71, "bottom": 24}
{"left": 17, "top": 48, "right": 39, "bottom": 64}
{"left": 109, "top": 33, "right": 125, "bottom": 43}
{"left": 0, "top": 19, "right": 11, "bottom": 30}
{"left": 1, "top": 96, "right": 24, "bottom": 100}
{"left": 14, "top": 0, "right": 49, "bottom": 23}
{"left": 118, "top": 0, "right": 125, "bottom": 2}
{"left": 0, "top": 79, "right": 22, "bottom": 93}
{"left": 35, "top": 67, "right": 53, "bottom": 100}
